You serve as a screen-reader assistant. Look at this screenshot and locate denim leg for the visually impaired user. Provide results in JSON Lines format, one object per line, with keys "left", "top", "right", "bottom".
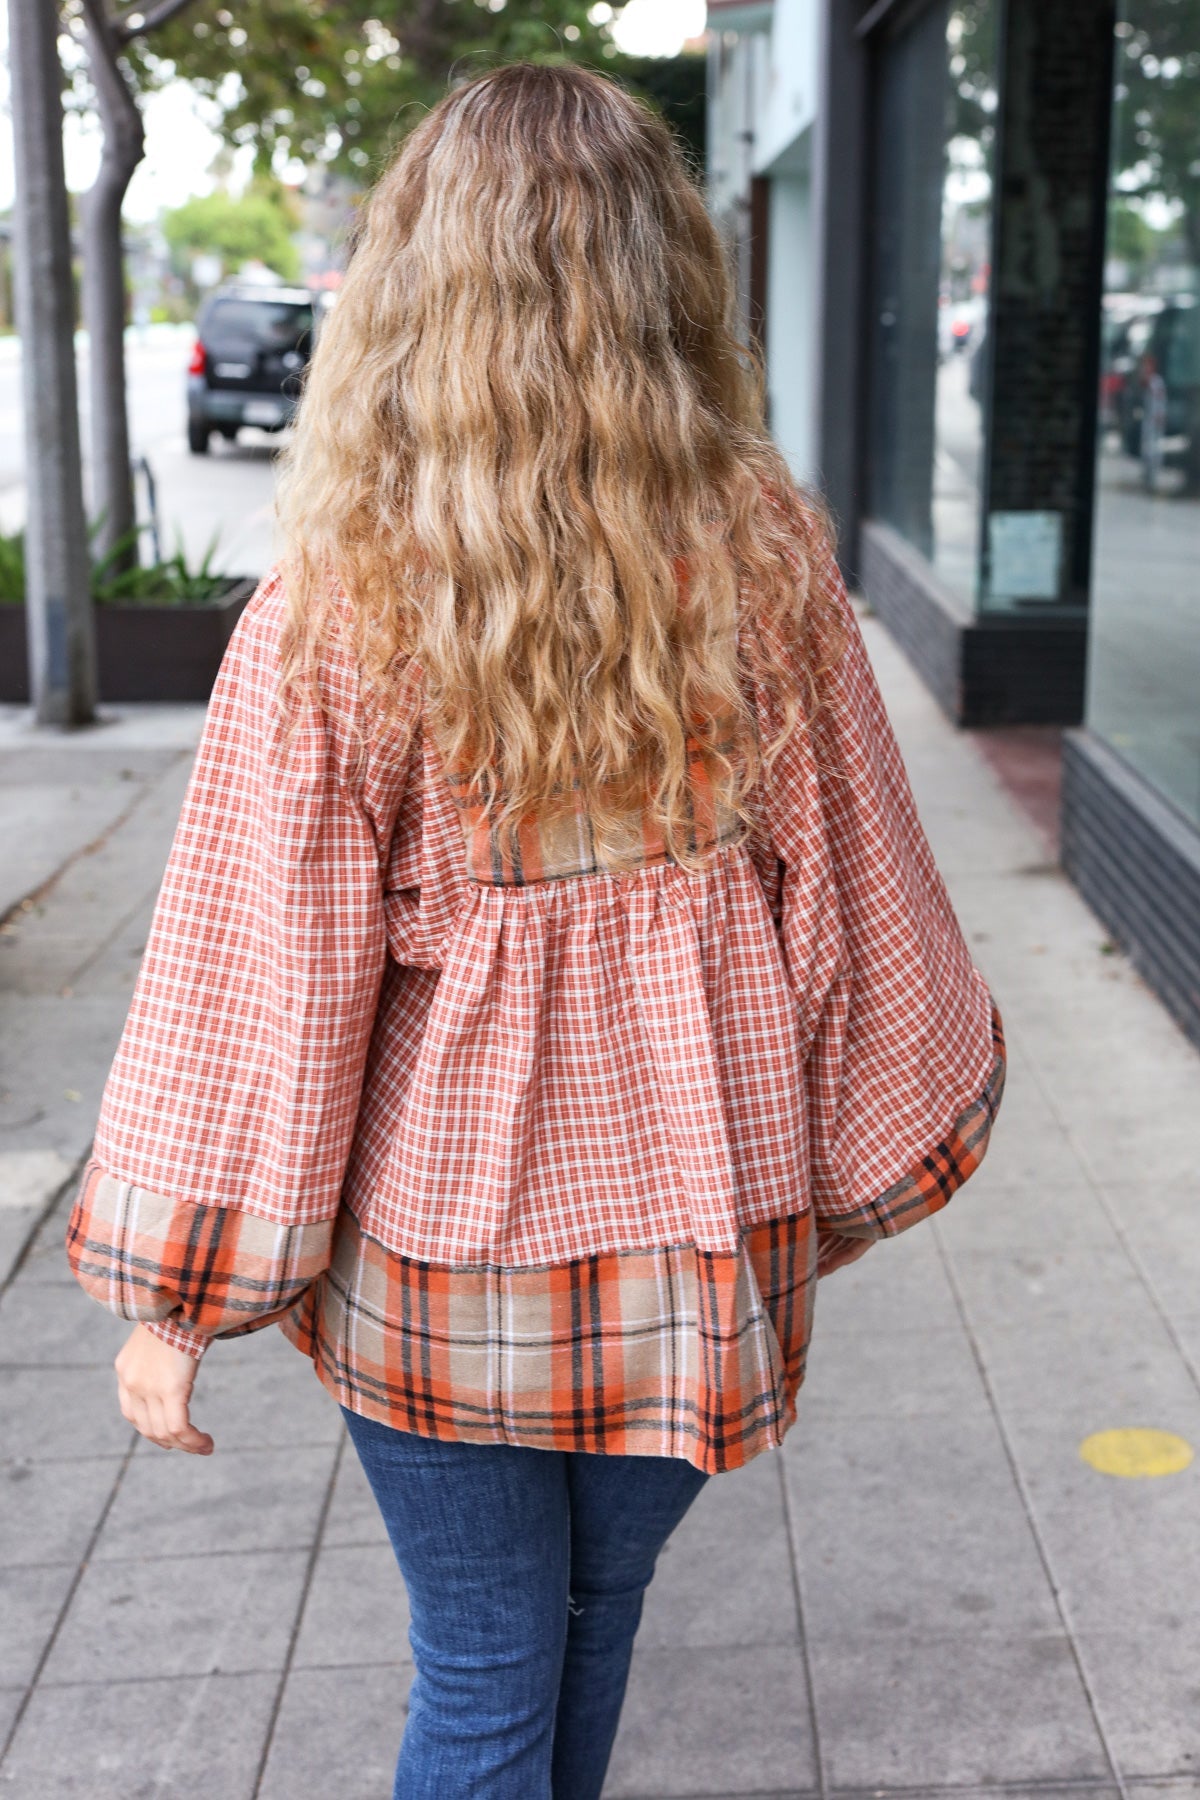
{"left": 339, "top": 1407, "right": 571, "bottom": 1800}
{"left": 551, "top": 1449, "right": 711, "bottom": 1800}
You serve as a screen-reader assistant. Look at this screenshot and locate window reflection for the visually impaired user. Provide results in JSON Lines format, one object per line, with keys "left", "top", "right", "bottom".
{"left": 869, "top": 0, "right": 996, "bottom": 612}
{"left": 1089, "top": 0, "right": 1200, "bottom": 824}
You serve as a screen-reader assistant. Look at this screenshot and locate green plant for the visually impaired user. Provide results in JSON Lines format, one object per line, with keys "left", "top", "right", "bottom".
{"left": 0, "top": 521, "right": 233, "bottom": 606}
{"left": 0, "top": 527, "right": 24, "bottom": 603}
{"left": 89, "top": 523, "right": 230, "bottom": 604}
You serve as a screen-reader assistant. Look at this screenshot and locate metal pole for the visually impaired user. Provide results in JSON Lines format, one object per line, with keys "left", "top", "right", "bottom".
{"left": 9, "top": 0, "right": 97, "bottom": 726}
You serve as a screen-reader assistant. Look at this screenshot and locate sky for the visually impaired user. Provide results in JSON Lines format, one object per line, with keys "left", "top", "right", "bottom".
{"left": 0, "top": 0, "right": 707, "bottom": 224}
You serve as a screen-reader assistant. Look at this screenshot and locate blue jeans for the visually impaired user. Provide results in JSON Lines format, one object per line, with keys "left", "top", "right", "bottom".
{"left": 339, "top": 1405, "right": 711, "bottom": 1799}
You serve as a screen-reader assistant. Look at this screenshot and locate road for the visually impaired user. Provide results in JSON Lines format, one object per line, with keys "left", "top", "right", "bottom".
{"left": 0, "top": 325, "right": 280, "bottom": 579}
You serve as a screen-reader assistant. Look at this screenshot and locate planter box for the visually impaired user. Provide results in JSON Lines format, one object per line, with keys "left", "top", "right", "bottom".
{"left": 0, "top": 577, "right": 257, "bottom": 705}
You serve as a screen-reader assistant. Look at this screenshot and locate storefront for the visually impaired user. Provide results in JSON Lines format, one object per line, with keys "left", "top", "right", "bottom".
{"left": 1062, "top": 0, "right": 1200, "bottom": 1045}
{"left": 810, "top": 0, "right": 1116, "bottom": 725}
{"left": 712, "top": 0, "right": 1200, "bottom": 1041}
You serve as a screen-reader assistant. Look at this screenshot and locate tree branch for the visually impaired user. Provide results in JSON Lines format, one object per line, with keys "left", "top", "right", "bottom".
{"left": 116, "top": 0, "right": 201, "bottom": 43}
{"left": 79, "top": 0, "right": 144, "bottom": 162}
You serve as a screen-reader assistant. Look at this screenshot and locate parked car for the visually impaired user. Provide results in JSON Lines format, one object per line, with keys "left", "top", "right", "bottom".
{"left": 187, "top": 286, "right": 316, "bottom": 454}
{"left": 1116, "top": 296, "right": 1198, "bottom": 480}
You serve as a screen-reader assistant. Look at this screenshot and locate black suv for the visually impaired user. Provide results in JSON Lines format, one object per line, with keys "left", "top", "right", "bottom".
{"left": 187, "top": 286, "right": 316, "bottom": 454}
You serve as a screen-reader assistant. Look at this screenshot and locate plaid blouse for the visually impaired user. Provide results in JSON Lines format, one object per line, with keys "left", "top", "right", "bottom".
{"left": 65, "top": 511, "right": 1005, "bottom": 1474}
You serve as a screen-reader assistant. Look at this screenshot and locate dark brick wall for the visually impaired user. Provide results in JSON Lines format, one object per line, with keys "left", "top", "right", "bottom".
{"left": 983, "top": 0, "right": 1117, "bottom": 605}
{"left": 861, "top": 519, "right": 1087, "bottom": 726}
{"left": 1062, "top": 729, "right": 1200, "bottom": 1051}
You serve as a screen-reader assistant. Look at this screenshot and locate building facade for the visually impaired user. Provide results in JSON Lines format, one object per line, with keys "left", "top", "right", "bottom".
{"left": 709, "top": 0, "right": 1200, "bottom": 1043}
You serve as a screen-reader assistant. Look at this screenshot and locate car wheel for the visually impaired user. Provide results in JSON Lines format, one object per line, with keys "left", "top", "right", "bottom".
{"left": 218, "top": 424, "right": 239, "bottom": 442}
{"left": 188, "top": 419, "right": 211, "bottom": 455}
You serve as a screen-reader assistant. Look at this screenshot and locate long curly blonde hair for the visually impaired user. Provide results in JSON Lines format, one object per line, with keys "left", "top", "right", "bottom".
{"left": 275, "top": 60, "right": 841, "bottom": 873}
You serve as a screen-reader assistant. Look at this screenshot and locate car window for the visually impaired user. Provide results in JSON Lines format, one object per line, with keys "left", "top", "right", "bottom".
{"left": 203, "top": 300, "right": 313, "bottom": 348}
{"left": 1161, "top": 306, "right": 1200, "bottom": 389}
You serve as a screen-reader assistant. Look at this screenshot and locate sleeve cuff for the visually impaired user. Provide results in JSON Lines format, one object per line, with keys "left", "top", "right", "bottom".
{"left": 144, "top": 1316, "right": 212, "bottom": 1360}
{"left": 815, "top": 997, "right": 1006, "bottom": 1240}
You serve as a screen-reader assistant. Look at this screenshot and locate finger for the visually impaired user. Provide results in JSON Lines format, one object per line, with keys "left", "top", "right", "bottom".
{"left": 145, "top": 1393, "right": 187, "bottom": 1451}
{"left": 128, "top": 1391, "right": 171, "bottom": 1450}
{"left": 162, "top": 1391, "right": 214, "bottom": 1456}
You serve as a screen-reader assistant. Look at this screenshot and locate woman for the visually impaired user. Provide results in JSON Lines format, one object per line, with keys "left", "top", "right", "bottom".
{"left": 65, "top": 61, "right": 1005, "bottom": 1800}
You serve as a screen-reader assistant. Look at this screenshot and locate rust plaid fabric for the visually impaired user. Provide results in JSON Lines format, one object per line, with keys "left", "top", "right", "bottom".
{"left": 65, "top": 507, "right": 1006, "bottom": 1472}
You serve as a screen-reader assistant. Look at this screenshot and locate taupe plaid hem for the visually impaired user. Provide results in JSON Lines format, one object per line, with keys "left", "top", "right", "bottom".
{"left": 277, "top": 1205, "right": 820, "bottom": 1475}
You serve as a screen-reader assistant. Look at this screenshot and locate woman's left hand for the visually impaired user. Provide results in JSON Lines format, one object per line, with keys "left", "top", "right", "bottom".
{"left": 114, "top": 1324, "right": 215, "bottom": 1454}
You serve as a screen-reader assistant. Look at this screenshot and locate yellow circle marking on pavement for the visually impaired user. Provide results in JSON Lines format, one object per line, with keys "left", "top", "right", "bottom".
{"left": 1079, "top": 1428, "right": 1194, "bottom": 1478}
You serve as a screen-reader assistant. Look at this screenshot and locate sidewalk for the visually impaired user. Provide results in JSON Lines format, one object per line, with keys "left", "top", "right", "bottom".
{"left": 2, "top": 614, "right": 1199, "bottom": 1799}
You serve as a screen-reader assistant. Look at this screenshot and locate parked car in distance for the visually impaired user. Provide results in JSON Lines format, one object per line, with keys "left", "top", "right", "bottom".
{"left": 187, "top": 286, "right": 316, "bottom": 454}
{"left": 1115, "top": 296, "right": 1199, "bottom": 483}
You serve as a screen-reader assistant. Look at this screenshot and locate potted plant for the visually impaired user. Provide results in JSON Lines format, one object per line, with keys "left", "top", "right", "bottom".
{"left": 0, "top": 526, "right": 256, "bottom": 705}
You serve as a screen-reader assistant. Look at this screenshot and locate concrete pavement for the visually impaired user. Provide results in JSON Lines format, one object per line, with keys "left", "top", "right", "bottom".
{"left": 2, "top": 610, "right": 1200, "bottom": 1798}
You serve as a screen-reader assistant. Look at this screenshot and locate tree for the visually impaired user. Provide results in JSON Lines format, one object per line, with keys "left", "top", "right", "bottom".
{"left": 8, "top": 0, "right": 96, "bottom": 724}
{"left": 72, "top": 0, "right": 200, "bottom": 572}
{"left": 1111, "top": 0, "right": 1200, "bottom": 272}
{"left": 135, "top": 4, "right": 701, "bottom": 187}
{"left": 162, "top": 185, "right": 302, "bottom": 289}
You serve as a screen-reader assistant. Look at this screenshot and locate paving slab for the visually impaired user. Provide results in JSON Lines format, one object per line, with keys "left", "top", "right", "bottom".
{"left": 0, "top": 1276, "right": 135, "bottom": 1368}
{"left": 0, "top": 1364, "right": 135, "bottom": 1462}
{"left": 965, "top": 1306, "right": 1200, "bottom": 1425}
{"left": 291, "top": 1539, "right": 412, "bottom": 1669}
{"left": 0, "top": 1669, "right": 278, "bottom": 1799}
{"left": 1075, "top": 1626, "right": 1200, "bottom": 1780}
{"left": 0, "top": 751, "right": 174, "bottom": 924}
{"left": 1100, "top": 1179, "right": 1200, "bottom": 1244}
{"left": 0, "top": 1454, "right": 122, "bottom": 1568}
{"left": 0, "top": 1564, "right": 78, "bottom": 1687}
{"left": 90, "top": 1441, "right": 338, "bottom": 1561}
{"left": 798, "top": 1316, "right": 990, "bottom": 1421}
{"left": 636, "top": 1449, "right": 800, "bottom": 1650}
{"left": 6, "top": 1190, "right": 83, "bottom": 1289}
{"left": 809, "top": 1629, "right": 1110, "bottom": 1790}
{"left": 40, "top": 1546, "right": 310, "bottom": 1685}
{"left": 933, "top": 1176, "right": 1125, "bottom": 1252}
{"left": 948, "top": 1242, "right": 1165, "bottom": 1335}
{"left": 602, "top": 1643, "right": 817, "bottom": 1798}
{"left": 784, "top": 1406, "right": 1061, "bottom": 1640}
{"left": 809, "top": 1216, "right": 964, "bottom": 1337}
{"left": 998, "top": 1404, "right": 1200, "bottom": 1636}
{"left": 0, "top": 995, "right": 143, "bottom": 1171}
{"left": 256, "top": 1661, "right": 414, "bottom": 1800}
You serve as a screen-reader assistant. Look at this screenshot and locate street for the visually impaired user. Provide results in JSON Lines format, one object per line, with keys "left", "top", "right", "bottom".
{"left": 0, "top": 326, "right": 280, "bottom": 579}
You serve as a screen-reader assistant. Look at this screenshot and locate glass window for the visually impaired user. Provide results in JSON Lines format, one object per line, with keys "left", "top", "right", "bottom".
{"left": 1086, "top": 0, "right": 1200, "bottom": 825}
{"left": 867, "top": 0, "right": 998, "bottom": 613}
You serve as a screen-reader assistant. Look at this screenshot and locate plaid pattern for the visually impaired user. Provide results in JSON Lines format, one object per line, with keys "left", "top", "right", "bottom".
{"left": 279, "top": 1204, "right": 817, "bottom": 1472}
{"left": 442, "top": 723, "right": 745, "bottom": 886}
{"left": 65, "top": 1162, "right": 331, "bottom": 1358}
{"left": 65, "top": 511, "right": 1007, "bottom": 1467}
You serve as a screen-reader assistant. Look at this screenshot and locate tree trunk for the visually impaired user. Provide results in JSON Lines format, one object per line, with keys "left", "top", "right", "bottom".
{"left": 80, "top": 0, "right": 145, "bottom": 572}
{"left": 8, "top": 0, "right": 97, "bottom": 725}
